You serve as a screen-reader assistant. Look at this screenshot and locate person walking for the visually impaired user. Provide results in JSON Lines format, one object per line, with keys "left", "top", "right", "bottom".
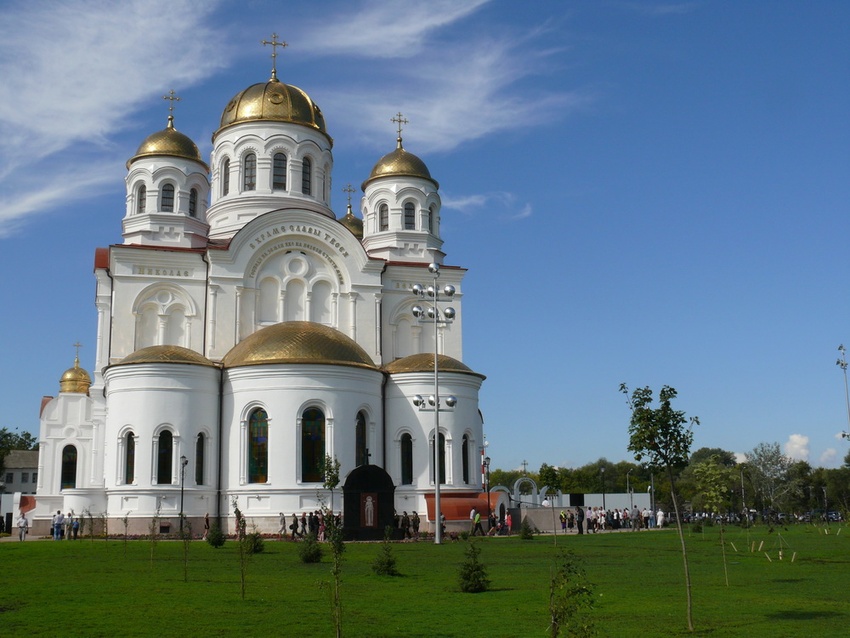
{"left": 17, "top": 512, "right": 29, "bottom": 541}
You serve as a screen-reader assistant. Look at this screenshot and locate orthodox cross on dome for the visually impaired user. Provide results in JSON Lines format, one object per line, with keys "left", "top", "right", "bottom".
{"left": 162, "top": 90, "right": 181, "bottom": 128}
{"left": 342, "top": 183, "right": 355, "bottom": 210}
{"left": 391, "top": 112, "right": 409, "bottom": 148}
{"left": 261, "top": 33, "right": 288, "bottom": 81}
{"left": 72, "top": 341, "right": 83, "bottom": 365}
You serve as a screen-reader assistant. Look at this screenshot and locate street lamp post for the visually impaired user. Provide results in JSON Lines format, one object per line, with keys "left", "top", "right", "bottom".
{"left": 600, "top": 467, "right": 606, "bottom": 512}
{"left": 626, "top": 468, "right": 633, "bottom": 511}
{"left": 179, "top": 455, "right": 188, "bottom": 534}
{"left": 411, "top": 262, "right": 456, "bottom": 545}
{"left": 483, "top": 455, "right": 491, "bottom": 526}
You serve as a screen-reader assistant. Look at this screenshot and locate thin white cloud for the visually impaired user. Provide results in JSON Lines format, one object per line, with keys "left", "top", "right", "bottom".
{"left": 819, "top": 448, "right": 837, "bottom": 466}
{"left": 0, "top": 0, "right": 227, "bottom": 235}
{"left": 508, "top": 203, "right": 533, "bottom": 221}
{"left": 733, "top": 452, "right": 747, "bottom": 464}
{"left": 784, "top": 434, "right": 810, "bottom": 461}
{"left": 298, "top": 0, "right": 492, "bottom": 59}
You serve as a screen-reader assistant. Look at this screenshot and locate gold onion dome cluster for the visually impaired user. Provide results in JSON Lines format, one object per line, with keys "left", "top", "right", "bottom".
{"left": 127, "top": 116, "right": 205, "bottom": 169}
{"left": 223, "top": 322, "right": 377, "bottom": 370}
{"left": 59, "top": 356, "right": 92, "bottom": 394}
{"left": 216, "top": 78, "right": 330, "bottom": 143}
{"left": 362, "top": 137, "right": 438, "bottom": 190}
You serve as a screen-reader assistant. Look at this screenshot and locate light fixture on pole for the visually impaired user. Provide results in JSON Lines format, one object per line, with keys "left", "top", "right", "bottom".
{"left": 179, "top": 454, "right": 188, "bottom": 533}
{"left": 483, "top": 455, "right": 491, "bottom": 526}
{"left": 411, "top": 262, "right": 456, "bottom": 545}
{"left": 600, "top": 467, "right": 606, "bottom": 512}
{"left": 626, "top": 468, "right": 633, "bottom": 511}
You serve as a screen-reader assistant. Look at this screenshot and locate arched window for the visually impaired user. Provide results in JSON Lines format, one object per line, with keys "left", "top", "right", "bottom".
{"left": 301, "top": 157, "right": 312, "bottom": 195}
{"left": 432, "top": 432, "right": 446, "bottom": 485}
{"left": 401, "top": 433, "right": 413, "bottom": 485}
{"left": 137, "top": 185, "right": 146, "bottom": 215}
{"left": 161, "top": 184, "right": 175, "bottom": 212}
{"left": 355, "top": 411, "right": 368, "bottom": 467}
{"left": 61, "top": 445, "right": 77, "bottom": 490}
{"left": 243, "top": 153, "right": 257, "bottom": 191}
{"left": 462, "top": 435, "right": 470, "bottom": 484}
{"left": 157, "top": 430, "right": 173, "bottom": 484}
{"left": 429, "top": 205, "right": 436, "bottom": 234}
{"left": 195, "top": 433, "right": 205, "bottom": 485}
{"left": 221, "top": 158, "right": 231, "bottom": 196}
{"left": 248, "top": 408, "right": 269, "bottom": 483}
{"left": 273, "top": 153, "right": 287, "bottom": 190}
{"left": 379, "top": 204, "right": 389, "bottom": 232}
{"left": 124, "top": 432, "right": 135, "bottom": 484}
{"left": 404, "top": 202, "right": 416, "bottom": 230}
{"left": 301, "top": 407, "right": 325, "bottom": 482}
{"left": 188, "top": 188, "right": 198, "bottom": 217}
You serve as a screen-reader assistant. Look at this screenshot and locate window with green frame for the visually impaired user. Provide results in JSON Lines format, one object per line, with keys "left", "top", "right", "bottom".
{"left": 157, "top": 430, "right": 173, "bottom": 484}
{"left": 355, "top": 411, "right": 367, "bottom": 467}
{"left": 124, "top": 432, "right": 135, "bottom": 484}
{"left": 401, "top": 433, "right": 413, "bottom": 485}
{"left": 301, "top": 407, "right": 325, "bottom": 482}
{"left": 248, "top": 409, "right": 269, "bottom": 483}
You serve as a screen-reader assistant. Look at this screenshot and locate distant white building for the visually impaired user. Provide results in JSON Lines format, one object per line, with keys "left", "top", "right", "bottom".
{"left": 32, "top": 51, "right": 486, "bottom": 535}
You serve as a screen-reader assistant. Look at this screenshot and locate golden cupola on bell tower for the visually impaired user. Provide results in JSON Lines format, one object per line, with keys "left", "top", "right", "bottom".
{"left": 59, "top": 348, "right": 92, "bottom": 395}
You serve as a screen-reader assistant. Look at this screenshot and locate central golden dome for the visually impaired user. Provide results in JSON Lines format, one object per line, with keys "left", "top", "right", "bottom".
{"left": 216, "top": 79, "right": 330, "bottom": 143}
{"left": 223, "top": 322, "right": 377, "bottom": 370}
{"left": 127, "top": 116, "right": 205, "bottom": 169}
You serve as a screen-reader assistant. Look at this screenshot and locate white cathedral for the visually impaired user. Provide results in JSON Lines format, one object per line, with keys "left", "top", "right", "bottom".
{"left": 31, "top": 50, "right": 487, "bottom": 535}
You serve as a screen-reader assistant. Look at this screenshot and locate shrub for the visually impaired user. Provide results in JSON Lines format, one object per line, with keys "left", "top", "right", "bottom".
{"left": 206, "top": 523, "right": 225, "bottom": 549}
{"left": 245, "top": 531, "right": 265, "bottom": 555}
{"left": 549, "top": 550, "right": 597, "bottom": 637}
{"left": 458, "top": 541, "right": 489, "bottom": 593}
{"left": 372, "top": 526, "right": 400, "bottom": 576}
{"left": 520, "top": 518, "right": 536, "bottom": 540}
{"left": 298, "top": 533, "right": 323, "bottom": 563}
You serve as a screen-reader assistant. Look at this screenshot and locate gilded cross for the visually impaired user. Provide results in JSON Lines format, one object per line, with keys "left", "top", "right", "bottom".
{"left": 342, "top": 183, "right": 355, "bottom": 208}
{"left": 162, "top": 90, "right": 180, "bottom": 115}
{"left": 391, "top": 112, "right": 409, "bottom": 139}
{"left": 261, "top": 33, "right": 288, "bottom": 81}
{"left": 73, "top": 342, "right": 82, "bottom": 362}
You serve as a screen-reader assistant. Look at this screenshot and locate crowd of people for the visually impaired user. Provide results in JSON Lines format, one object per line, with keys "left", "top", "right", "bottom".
{"left": 278, "top": 510, "right": 342, "bottom": 541}
{"left": 555, "top": 506, "right": 666, "bottom": 534}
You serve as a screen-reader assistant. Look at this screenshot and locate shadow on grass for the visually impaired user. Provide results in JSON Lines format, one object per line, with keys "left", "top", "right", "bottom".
{"left": 766, "top": 610, "right": 845, "bottom": 621}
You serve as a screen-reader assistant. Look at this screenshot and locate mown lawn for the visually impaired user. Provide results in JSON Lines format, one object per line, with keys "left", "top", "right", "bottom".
{"left": 2, "top": 524, "right": 847, "bottom": 637}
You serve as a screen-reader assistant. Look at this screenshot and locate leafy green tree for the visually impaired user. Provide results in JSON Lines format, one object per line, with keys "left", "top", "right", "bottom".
{"left": 689, "top": 446, "right": 736, "bottom": 468}
{"left": 539, "top": 463, "right": 559, "bottom": 491}
{"left": 621, "top": 384, "right": 698, "bottom": 632}
{"left": 549, "top": 550, "right": 597, "bottom": 638}
{"left": 0, "top": 427, "right": 38, "bottom": 476}
{"left": 745, "top": 442, "right": 799, "bottom": 514}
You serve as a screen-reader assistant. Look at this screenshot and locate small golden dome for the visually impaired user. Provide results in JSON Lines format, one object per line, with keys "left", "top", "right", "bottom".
{"left": 223, "top": 321, "right": 377, "bottom": 370}
{"left": 216, "top": 79, "right": 330, "bottom": 143}
{"left": 113, "top": 345, "right": 217, "bottom": 367}
{"left": 127, "top": 116, "right": 205, "bottom": 169}
{"left": 362, "top": 137, "right": 438, "bottom": 190}
{"left": 384, "top": 353, "right": 485, "bottom": 379}
{"left": 59, "top": 356, "right": 92, "bottom": 394}
{"left": 338, "top": 203, "right": 363, "bottom": 239}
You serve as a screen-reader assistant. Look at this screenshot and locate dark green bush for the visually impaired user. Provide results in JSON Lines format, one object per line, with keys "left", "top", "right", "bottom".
{"left": 519, "top": 518, "right": 536, "bottom": 540}
{"left": 206, "top": 523, "right": 225, "bottom": 549}
{"left": 245, "top": 531, "right": 265, "bottom": 554}
{"left": 298, "top": 533, "right": 323, "bottom": 563}
{"left": 372, "top": 526, "right": 400, "bottom": 576}
{"left": 458, "top": 541, "right": 489, "bottom": 593}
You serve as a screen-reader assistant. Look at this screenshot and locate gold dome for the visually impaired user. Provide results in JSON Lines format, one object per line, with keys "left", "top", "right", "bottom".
{"left": 223, "top": 321, "right": 378, "bottom": 370}
{"left": 59, "top": 356, "right": 92, "bottom": 394}
{"left": 338, "top": 203, "right": 363, "bottom": 239}
{"left": 362, "top": 137, "right": 438, "bottom": 190}
{"left": 127, "top": 116, "right": 206, "bottom": 169}
{"left": 216, "top": 79, "right": 330, "bottom": 143}
{"left": 384, "top": 353, "right": 485, "bottom": 379}
{"left": 112, "top": 345, "right": 217, "bottom": 367}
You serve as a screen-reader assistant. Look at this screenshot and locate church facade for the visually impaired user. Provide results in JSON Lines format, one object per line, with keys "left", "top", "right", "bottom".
{"left": 32, "top": 59, "right": 486, "bottom": 534}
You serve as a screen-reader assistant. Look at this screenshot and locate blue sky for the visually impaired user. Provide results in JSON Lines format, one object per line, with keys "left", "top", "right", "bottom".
{"left": 1, "top": 0, "right": 848, "bottom": 471}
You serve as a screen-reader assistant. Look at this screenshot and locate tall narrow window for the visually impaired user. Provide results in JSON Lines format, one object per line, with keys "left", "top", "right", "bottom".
{"left": 188, "top": 188, "right": 198, "bottom": 217}
{"left": 137, "top": 185, "right": 146, "bottom": 215}
{"left": 61, "top": 445, "right": 77, "bottom": 490}
{"left": 273, "top": 153, "right": 287, "bottom": 190}
{"left": 462, "top": 434, "right": 470, "bottom": 484}
{"left": 157, "top": 430, "right": 173, "bottom": 484}
{"left": 243, "top": 153, "right": 257, "bottom": 191}
{"left": 301, "top": 407, "right": 325, "bottom": 482}
{"left": 222, "top": 159, "right": 231, "bottom": 196}
{"left": 401, "top": 433, "right": 413, "bottom": 485}
{"left": 301, "top": 157, "right": 312, "bottom": 195}
{"left": 355, "top": 411, "right": 367, "bottom": 467}
{"left": 124, "top": 432, "right": 135, "bottom": 484}
{"left": 379, "top": 204, "right": 389, "bottom": 231}
{"left": 432, "top": 433, "right": 446, "bottom": 484}
{"left": 429, "top": 205, "right": 436, "bottom": 234}
{"left": 404, "top": 202, "right": 416, "bottom": 229}
{"left": 195, "top": 433, "right": 205, "bottom": 485}
{"left": 161, "top": 184, "right": 175, "bottom": 212}
{"left": 248, "top": 408, "right": 269, "bottom": 483}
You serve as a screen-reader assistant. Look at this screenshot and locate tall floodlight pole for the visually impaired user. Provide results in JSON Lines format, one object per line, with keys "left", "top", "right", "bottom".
{"left": 837, "top": 345, "right": 850, "bottom": 440}
{"left": 179, "top": 455, "right": 188, "bottom": 533}
{"left": 600, "top": 467, "right": 606, "bottom": 512}
{"left": 412, "top": 263, "right": 456, "bottom": 544}
{"left": 627, "top": 468, "right": 633, "bottom": 511}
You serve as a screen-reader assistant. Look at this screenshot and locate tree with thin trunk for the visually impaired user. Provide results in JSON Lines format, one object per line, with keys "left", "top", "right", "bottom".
{"left": 621, "top": 384, "right": 698, "bottom": 632}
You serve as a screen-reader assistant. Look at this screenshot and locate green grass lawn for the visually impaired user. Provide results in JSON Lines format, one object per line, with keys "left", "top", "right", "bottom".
{"left": 2, "top": 524, "right": 847, "bottom": 637}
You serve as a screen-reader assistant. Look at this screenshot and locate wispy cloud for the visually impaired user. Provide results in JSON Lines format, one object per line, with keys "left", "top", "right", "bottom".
{"left": 442, "top": 191, "right": 531, "bottom": 222}
{"left": 0, "top": 0, "right": 227, "bottom": 236}
{"left": 784, "top": 434, "right": 810, "bottom": 461}
{"left": 301, "top": 2, "right": 588, "bottom": 154}
{"left": 819, "top": 448, "right": 837, "bottom": 466}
